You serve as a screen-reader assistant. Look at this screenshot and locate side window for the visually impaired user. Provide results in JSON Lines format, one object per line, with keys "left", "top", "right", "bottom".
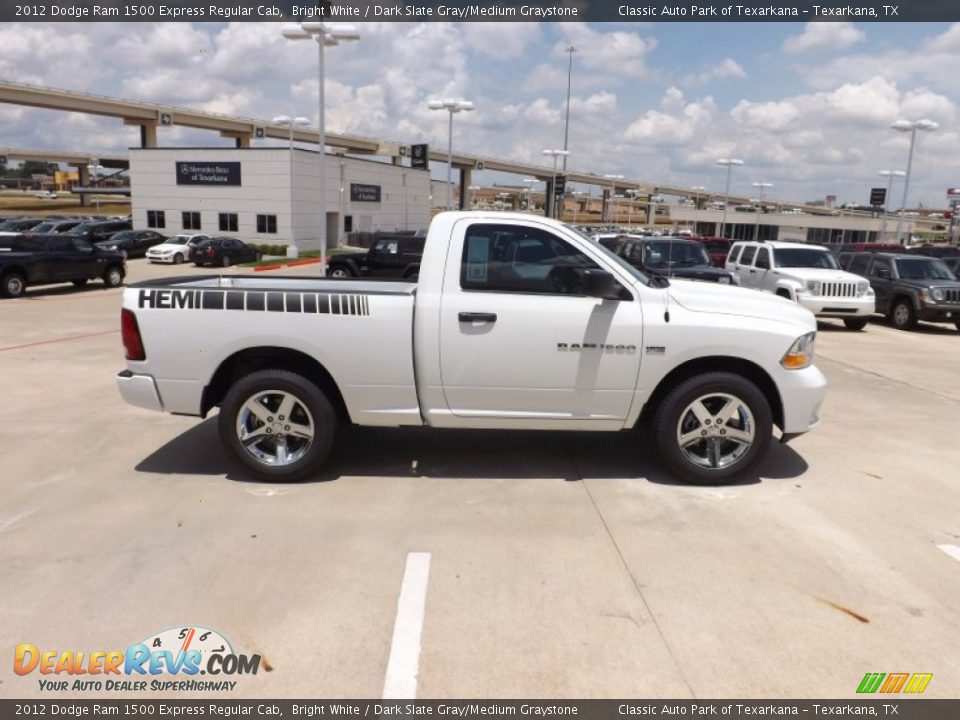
{"left": 147, "top": 210, "right": 166, "bottom": 229}
{"left": 870, "top": 259, "right": 891, "bottom": 279}
{"left": 739, "top": 246, "right": 757, "bottom": 266}
{"left": 71, "top": 238, "right": 94, "bottom": 252}
{"left": 374, "top": 239, "right": 399, "bottom": 255}
{"left": 755, "top": 248, "right": 771, "bottom": 269}
{"left": 727, "top": 245, "right": 742, "bottom": 263}
{"left": 460, "top": 224, "right": 599, "bottom": 295}
{"left": 848, "top": 255, "right": 870, "bottom": 274}
{"left": 400, "top": 237, "right": 425, "bottom": 254}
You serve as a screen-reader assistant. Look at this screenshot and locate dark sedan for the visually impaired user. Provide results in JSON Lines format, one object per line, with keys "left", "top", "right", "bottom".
{"left": 190, "top": 237, "right": 262, "bottom": 267}
{"left": 96, "top": 230, "right": 167, "bottom": 259}
{"left": 616, "top": 237, "right": 740, "bottom": 284}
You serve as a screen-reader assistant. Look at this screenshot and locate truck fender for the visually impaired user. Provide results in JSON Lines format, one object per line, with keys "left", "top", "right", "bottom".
{"left": 330, "top": 258, "right": 362, "bottom": 276}
{"left": 774, "top": 281, "right": 801, "bottom": 300}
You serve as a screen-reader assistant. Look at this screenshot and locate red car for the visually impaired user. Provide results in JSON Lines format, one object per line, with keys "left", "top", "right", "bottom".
{"left": 690, "top": 236, "right": 732, "bottom": 266}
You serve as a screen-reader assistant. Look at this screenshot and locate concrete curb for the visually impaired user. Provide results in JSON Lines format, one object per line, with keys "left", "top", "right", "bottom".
{"left": 253, "top": 257, "right": 321, "bottom": 272}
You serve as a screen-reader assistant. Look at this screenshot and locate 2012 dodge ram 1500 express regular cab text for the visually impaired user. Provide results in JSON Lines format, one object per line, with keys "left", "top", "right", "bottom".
{"left": 117, "top": 212, "right": 826, "bottom": 485}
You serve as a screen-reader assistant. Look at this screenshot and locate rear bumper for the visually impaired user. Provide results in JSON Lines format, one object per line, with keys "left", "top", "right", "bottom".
{"left": 776, "top": 364, "right": 827, "bottom": 436}
{"left": 797, "top": 294, "right": 874, "bottom": 317}
{"left": 116, "top": 370, "right": 164, "bottom": 412}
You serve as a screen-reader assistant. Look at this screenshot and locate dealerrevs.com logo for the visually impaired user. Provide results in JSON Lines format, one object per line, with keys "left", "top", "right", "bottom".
{"left": 14, "top": 626, "right": 264, "bottom": 692}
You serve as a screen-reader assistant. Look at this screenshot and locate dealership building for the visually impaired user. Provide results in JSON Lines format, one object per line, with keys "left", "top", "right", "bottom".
{"left": 128, "top": 148, "right": 432, "bottom": 252}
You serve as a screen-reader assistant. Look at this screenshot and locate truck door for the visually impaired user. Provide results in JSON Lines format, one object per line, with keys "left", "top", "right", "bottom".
{"left": 868, "top": 257, "right": 894, "bottom": 313}
{"left": 437, "top": 220, "right": 643, "bottom": 423}
{"left": 737, "top": 245, "right": 758, "bottom": 288}
{"left": 753, "top": 246, "right": 773, "bottom": 290}
{"left": 369, "top": 237, "right": 402, "bottom": 276}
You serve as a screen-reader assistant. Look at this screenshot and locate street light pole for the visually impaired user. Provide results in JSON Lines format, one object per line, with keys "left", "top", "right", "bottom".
{"left": 562, "top": 45, "right": 575, "bottom": 172}
{"left": 716, "top": 158, "right": 744, "bottom": 239}
{"left": 878, "top": 170, "right": 905, "bottom": 241}
{"left": 542, "top": 149, "right": 569, "bottom": 219}
{"left": 282, "top": 22, "right": 360, "bottom": 274}
{"left": 751, "top": 181, "right": 772, "bottom": 241}
{"left": 428, "top": 98, "right": 474, "bottom": 211}
{"left": 891, "top": 119, "right": 938, "bottom": 245}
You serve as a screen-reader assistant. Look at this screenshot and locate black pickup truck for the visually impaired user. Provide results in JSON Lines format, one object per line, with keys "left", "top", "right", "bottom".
{"left": 327, "top": 235, "right": 425, "bottom": 279}
{"left": 0, "top": 234, "right": 126, "bottom": 298}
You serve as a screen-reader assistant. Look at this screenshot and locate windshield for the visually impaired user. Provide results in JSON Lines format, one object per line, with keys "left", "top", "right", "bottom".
{"left": 31, "top": 223, "right": 55, "bottom": 233}
{"left": 644, "top": 241, "right": 709, "bottom": 267}
{"left": 568, "top": 225, "right": 650, "bottom": 286}
{"left": 773, "top": 248, "right": 839, "bottom": 269}
{"left": 895, "top": 258, "right": 956, "bottom": 281}
{"left": 166, "top": 235, "right": 189, "bottom": 245}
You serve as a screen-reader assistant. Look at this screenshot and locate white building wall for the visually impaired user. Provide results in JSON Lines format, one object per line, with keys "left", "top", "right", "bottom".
{"left": 130, "top": 148, "right": 431, "bottom": 252}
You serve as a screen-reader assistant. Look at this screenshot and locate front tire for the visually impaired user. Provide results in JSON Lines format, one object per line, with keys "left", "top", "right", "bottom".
{"left": 890, "top": 299, "right": 917, "bottom": 330}
{"left": 843, "top": 318, "right": 868, "bottom": 331}
{"left": 218, "top": 369, "right": 338, "bottom": 482}
{"left": 653, "top": 372, "right": 772, "bottom": 485}
{"left": 221, "top": 255, "right": 232, "bottom": 268}
{"left": 2, "top": 272, "right": 26, "bottom": 298}
{"left": 173, "top": 253, "right": 184, "bottom": 265}
{"left": 103, "top": 266, "right": 124, "bottom": 288}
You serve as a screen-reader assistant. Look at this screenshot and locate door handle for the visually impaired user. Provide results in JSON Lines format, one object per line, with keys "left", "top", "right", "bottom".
{"left": 749, "top": 268, "right": 756, "bottom": 273}
{"left": 459, "top": 312, "right": 497, "bottom": 323}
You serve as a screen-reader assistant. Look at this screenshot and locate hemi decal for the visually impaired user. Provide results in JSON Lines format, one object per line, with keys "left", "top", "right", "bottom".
{"left": 138, "top": 289, "right": 370, "bottom": 316}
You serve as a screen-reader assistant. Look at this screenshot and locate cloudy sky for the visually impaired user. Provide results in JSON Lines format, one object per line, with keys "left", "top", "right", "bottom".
{"left": 1, "top": 20, "right": 958, "bottom": 207}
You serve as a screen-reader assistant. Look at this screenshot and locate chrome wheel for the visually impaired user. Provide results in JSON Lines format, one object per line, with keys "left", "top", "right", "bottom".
{"left": 235, "top": 389, "right": 315, "bottom": 468}
{"left": 893, "top": 303, "right": 910, "bottom": 327}
{"left": 330, "top": 267, "right": 349, "bottom": 278}
{"left": 676, "top": 392, "right": 756, "bottom": 470}
{"left": 5, "top": 274, "right": 25, "bottom": 297}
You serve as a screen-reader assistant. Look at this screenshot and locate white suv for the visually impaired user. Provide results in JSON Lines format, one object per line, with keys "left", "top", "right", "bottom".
{"left": 726, "top": 241, "right": 875, "bottom": 330}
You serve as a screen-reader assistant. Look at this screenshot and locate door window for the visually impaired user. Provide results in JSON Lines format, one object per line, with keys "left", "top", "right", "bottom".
{"left": 870, "top": 259, "right": 892, "bottom": 279}
{"left": 460, "top": 224, "right": 599, "bottom": 295}
{"left": 755, "top": 248, "right": 771, "bottom": 269}
{"left": 727, "top": 245, "right": 742, "bottom": 263}
{"left": 848, "top": 255, "right": 870, "bottom": 274}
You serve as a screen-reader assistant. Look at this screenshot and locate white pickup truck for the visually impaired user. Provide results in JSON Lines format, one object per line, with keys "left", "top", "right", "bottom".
{"left": 117, "top": 212, "right": 826, "bottom": 485}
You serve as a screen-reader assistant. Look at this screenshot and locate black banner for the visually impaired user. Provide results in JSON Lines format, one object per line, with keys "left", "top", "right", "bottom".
{"left": 411, "top": 144, "right": 429, "bottom": 170}
{"left": 870, "top": 188, "right": 887, "bottom": 207}
{"left": 1, "top": 700, "right": 959, "bottom": 719}
{"left": 175, "top": 161, "right": 241, "bottom": 186}
{"left": 3, "top": 1, "right": 958, "bottom": 22}
{"left": 351, "top": 183, "right": 382, "bottom": 202}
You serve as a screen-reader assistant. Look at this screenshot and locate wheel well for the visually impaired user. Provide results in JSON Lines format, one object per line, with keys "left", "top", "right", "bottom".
{"left": 891, "top": 293, "right": 916, "bottom": 310}
{"left": 637, "top": 356, "right": 784, "bottom": 429}
{"left": 2, "top": 265, "right": 26, "bottom": 279}
{"left": 775, "top": 288, "right": 792, "bottom": 299}
{"left": 201, "top": 347, "right": 350, "bottom": 422}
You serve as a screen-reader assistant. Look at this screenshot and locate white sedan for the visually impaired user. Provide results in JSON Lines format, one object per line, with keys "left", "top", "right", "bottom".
{"left": 145, "top": 234, "right": 210, "bottom": 264}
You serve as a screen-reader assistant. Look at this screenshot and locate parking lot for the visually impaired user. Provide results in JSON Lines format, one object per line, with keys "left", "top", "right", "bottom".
{"left": 1, "top": 259, "right": 959, "bottom": 700}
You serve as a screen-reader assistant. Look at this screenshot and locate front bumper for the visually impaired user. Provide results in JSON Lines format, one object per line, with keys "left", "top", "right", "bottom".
{"left": 796, "top": 294, "right": 874, "bottom": 318}
{"left": 918, "top": 304, "right": 960, "bottom": 323}
{"left": 776, "top": 364, "right": 827, "bottom": 436}
{"left": 146, "top": 255, "right": 174, "bottom": 263}
{"left": 116, "top": 370, "right": 164, "bottom": 412}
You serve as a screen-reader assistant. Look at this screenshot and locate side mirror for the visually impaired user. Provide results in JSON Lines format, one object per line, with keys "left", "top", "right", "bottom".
{"left": 583, "top": 269, "right": 625, "bottom": 300}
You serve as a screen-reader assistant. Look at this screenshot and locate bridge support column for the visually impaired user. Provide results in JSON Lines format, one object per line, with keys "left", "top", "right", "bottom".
{"left": 220, "top": 132, "right": 251, "bottom": 148}
{"left": 458, "top": 167, "right": 472, "bottom": 210}
{"left": 124, "top": 119, "right": 158, "bottom": 148}
{"left": 76, "top": 163, "right": 90, "bottom": 207}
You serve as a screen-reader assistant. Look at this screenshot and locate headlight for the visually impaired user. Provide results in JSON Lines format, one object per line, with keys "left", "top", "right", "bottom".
{"left": 718, "top": 276, "right": 731, "bottom": 285}
{"left": 931, "top": 287, "right": 945, "bottom": 301}
{"left": 781, "top": 332, "right": 816, "bottom": 370}
{"left": 805, "top": 280, "right": 820, "bottom": 295}
{"left": 857, "top": 281, "right": 870, "bottom": 296}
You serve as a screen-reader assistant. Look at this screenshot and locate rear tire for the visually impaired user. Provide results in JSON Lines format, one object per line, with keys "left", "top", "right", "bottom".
{"left": 653, "top": 372, "right": 772, "bottom": 485}
{"left": 222, "top": 255, "right": 232, "bottom": 268}
{"left": 843, "top": 318, "right": 868, "bottom": 331}
{"left": 219, "top": 369, "right": 338, "bottom": 482}
{"left": 329, "top": 265, "right": 353, "bottom": 278}
{"left": 103, "top": 266, "right": 124, "bottom": 289}
{"left": 890, "top": 298, "right": 917, "bottom": 330}
{"left": 2, "top": 272, "right": 26, "bottom": 298}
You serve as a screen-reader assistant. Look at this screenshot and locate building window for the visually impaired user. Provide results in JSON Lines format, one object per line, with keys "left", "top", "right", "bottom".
{"left": 344, "top": 215, "right": 353, "bottom": 233}
{"left": 256, "top": 214, "right": 277, "bottom": 234}
{"left": 147, "top": 210, "right": 166, "bottom": 229}
{"left": 182, "top": 211, "right": 201, "bottom": 230}
{"left": 219, "top": 213, "right": 238, "bottom": 233}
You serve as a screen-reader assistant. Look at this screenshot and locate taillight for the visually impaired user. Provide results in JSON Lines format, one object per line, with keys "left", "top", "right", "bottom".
{"left": 206, "top": 247, "right": 215, "bottom": 256}
{"left": 121, "top": 308, "right": 146, "bottom": 361}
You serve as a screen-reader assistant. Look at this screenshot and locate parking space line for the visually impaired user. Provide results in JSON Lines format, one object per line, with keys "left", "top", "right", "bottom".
{"left": 382, "top": 552, "right": 431, "bottom": 700}
{"left": 0, "top": 329, "right": 118, "bottom": 353}
{"left": 937, "top": 544, "right": 960, "bottom": 563}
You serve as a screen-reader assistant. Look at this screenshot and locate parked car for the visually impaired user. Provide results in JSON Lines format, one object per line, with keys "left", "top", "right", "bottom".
{"left": 844, "top": 252, "right": 960, "bottom": 331}
{"left": 327, "top": 234, "right": 425, "bottom": 279}
{"left": 34, "top": 191, "right": 58, "bottom": 200}
{"left": 941, "top": 256, "right": 960, "bottom": 279}
{"left": 691, "top": 236, "right": 733, "bottom": 265}
{"left": 146, "top": 234, "right": 211, "bottom": 264}
{"left": 68, "top": 220, "right": 132, "bottom": 245}
{"left": 190, "top": 237, "right": 261, "bottom": 267}
{"left": 0, "top": 234, "right": 125, "bottom": 298}
{"left": 726, "top": 241, "right": 875, "bottom": 330}
{"left": 116, "top": 210, "right": 826, "bottom": 486}
{"left": 615, "top": 237, "right": 739, "bottom": 284}
{"left": 96, "top": 230, "right": 167, "bottom": 259}
{"left": 0, "top": 217, "right": 44, "bottom": 234}
{"left": 28, "top": 219, "right": 83, "bottom": 234}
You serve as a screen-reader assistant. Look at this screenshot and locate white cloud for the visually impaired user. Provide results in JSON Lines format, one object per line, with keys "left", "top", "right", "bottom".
{"left": 684, "top": 58, "right": 746, "bottom": 86}
{"left": 783, "top": 22, "right": 866, "bottom": 54}
{"left": 556, "top": 23, "right": 658, "bottom": 79}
